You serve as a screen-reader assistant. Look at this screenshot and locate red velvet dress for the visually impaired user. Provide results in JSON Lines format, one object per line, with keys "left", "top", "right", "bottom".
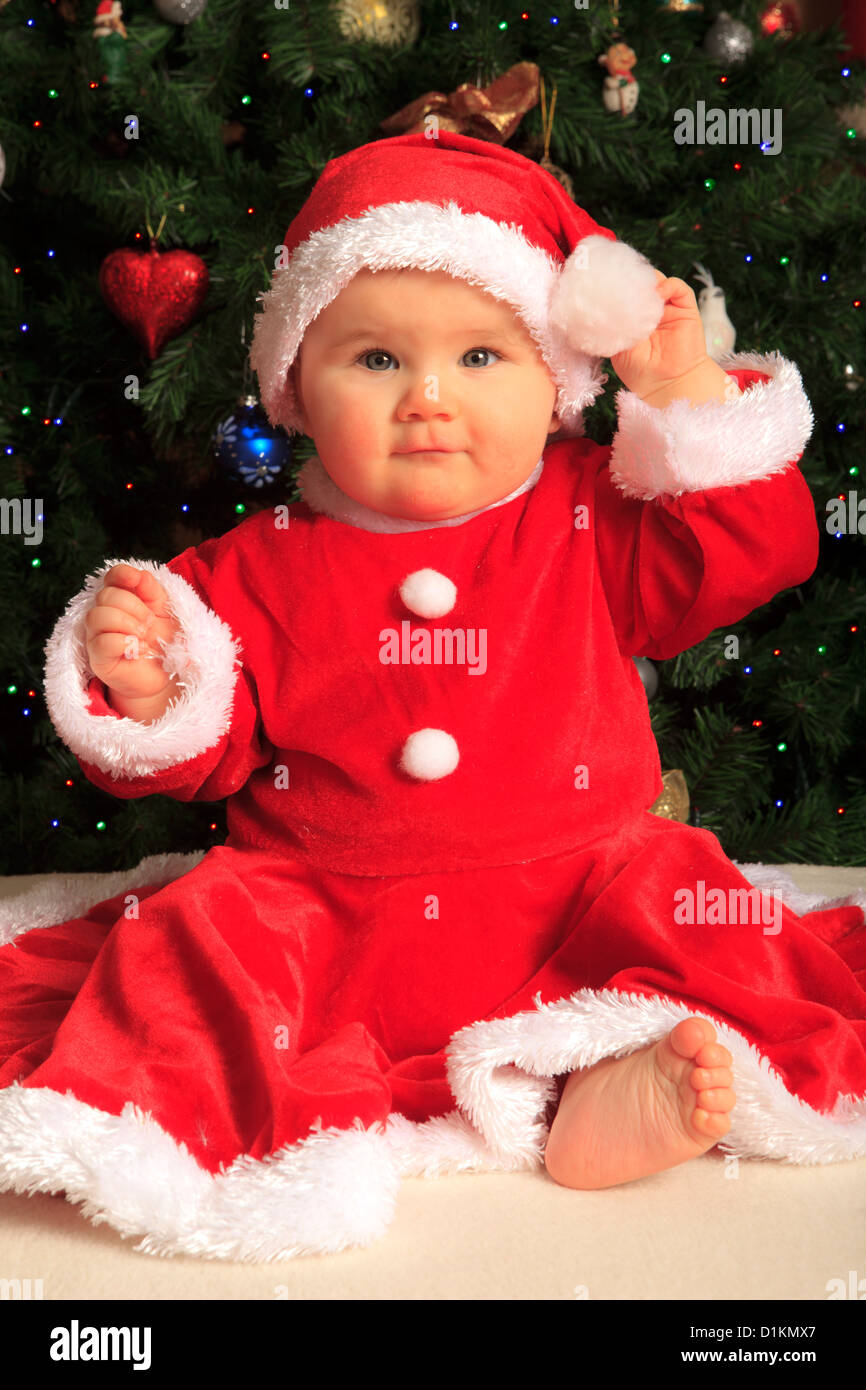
{"left": 1, "top": 359, "right": 864, "bottom": 1262}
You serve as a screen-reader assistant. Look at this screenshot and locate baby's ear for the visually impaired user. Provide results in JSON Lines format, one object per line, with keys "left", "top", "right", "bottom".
{"left": 289, "top": 358, "right": 308, "bottom": 433}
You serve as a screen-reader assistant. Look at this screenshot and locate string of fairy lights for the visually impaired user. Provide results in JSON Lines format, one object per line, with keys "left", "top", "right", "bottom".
{"left": 3, "top": 4, "right": 862, "bottom": 834}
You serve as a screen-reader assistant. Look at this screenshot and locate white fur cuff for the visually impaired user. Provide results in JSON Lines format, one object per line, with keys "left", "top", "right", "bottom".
{"left": 43, "top": 558, "right": 243, "bottom": 781}
{"left": 608, "top": 350, "right": 815, "bottom": 500}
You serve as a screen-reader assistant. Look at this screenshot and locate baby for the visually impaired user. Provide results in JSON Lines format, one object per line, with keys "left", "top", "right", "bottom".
{"left": 87, "top": 262, "right": 737, "bottom": 1191}
{"left": 6, "top": 132, "right": 864, "bottom": 1263}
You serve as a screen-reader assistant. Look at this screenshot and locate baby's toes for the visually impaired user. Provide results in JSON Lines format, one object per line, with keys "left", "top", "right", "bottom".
{"left": 670, "top": 1016, "right": 716, "bottom": 1060}
{"left": 693, "top": 1106, "right": 733, "bottom": 1138}
{"left": 695, "top": 1041, "right": 732, "bottom": 1069}
{"left": 690, "top": 1064, "right": 733, "bottom": 1096}
{"left": 695, "top": 1080, "right": 736, "bottom": 1114}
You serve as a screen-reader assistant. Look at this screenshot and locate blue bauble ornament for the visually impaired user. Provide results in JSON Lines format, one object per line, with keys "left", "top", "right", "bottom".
{"left": 213, "top": 396, "right": 291, "bottom": 487}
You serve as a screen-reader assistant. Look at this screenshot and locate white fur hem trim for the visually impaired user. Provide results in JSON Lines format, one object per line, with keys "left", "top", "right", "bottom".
{"left": 0, "top": 1084, "right": 403, "bottom": 1261}
{"left": 608, "top": 350, "right": 815, "bottom": 499}
{"left": 43, "top": 559, "right": 243, "bottom": 780}
{"left": 248, "top": 200, "right": 606, "bottom": 439}
{"left": 445, "top": 988, "right": 866, "bottom": 1170}
{"left": 2, "top": 980, "right": 864, "bottom": 1262}
{"left": 2, "top": 856, "right": 863, "bottom": 1259}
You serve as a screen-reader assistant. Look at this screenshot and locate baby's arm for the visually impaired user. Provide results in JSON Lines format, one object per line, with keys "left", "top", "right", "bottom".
{"left": 105, "top": 679, "right": 180, "bottom": 724}
{"left": 639, "top": 357, "right": 736, "bottom": 409}
{"left": 44, "top": 532, "right": 274, "bottom": 802}
{"left": 82, "top": 562, "right": 183, "bottom": 726}
{"left": 610, "top": 271, "right": 739, "bottom": 411}
{"left": 590, "top": 351, "right": 816, "bottom": 660}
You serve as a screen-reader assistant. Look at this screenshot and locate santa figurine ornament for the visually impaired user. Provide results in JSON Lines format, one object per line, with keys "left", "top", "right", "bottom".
{"left": 92, "top": 0, "right": 129, "bottom": 85}
{"left": 1, "top": 132, "right": 865, "bottom": 1264}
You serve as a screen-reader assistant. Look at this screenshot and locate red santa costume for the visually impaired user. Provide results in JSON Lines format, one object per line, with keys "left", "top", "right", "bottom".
{"left": 1, "top": 133, "right": 865, "bottom": 1262}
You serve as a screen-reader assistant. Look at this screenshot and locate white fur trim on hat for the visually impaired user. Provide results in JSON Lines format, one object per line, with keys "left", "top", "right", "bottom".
{"left": 399, "top": 728, "right": 460, "bottom": 781}
{"left": 43, "top": 559, "right": 243, "bottom": 780}
{"left": 548, "top": 233, "right": 665, "bottom": 358}
{"left": 608, "top": 351, "right": 814, "bottom": 500}
{"left": 249, "top": 201, "right": 606, "bottom": 440}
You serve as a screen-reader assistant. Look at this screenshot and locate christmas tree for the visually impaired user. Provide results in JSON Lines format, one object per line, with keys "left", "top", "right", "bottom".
{"left": 1, "top": 0, "right": 864, "bottom": 873}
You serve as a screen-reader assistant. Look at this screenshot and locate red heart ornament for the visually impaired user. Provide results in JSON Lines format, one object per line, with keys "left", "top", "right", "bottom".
{"left": 99, "top": 239, "right": 209, "bottom": 358}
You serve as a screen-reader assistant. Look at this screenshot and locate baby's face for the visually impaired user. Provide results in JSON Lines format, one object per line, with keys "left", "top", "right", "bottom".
{"left": 290, "top": 268, "right": 561, "bottom": 521}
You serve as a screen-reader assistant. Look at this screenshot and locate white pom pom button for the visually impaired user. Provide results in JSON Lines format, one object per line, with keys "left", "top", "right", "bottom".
{"left": 398, "top": 568, "right": 457, "bottom": 618}
{"left": 399, "top": 728, "right": 459, "bottom": 781}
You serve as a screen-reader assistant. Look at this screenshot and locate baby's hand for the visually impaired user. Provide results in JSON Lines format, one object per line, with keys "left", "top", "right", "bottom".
{"left": 609, "top": 269, "right": 710, "bottom": 400}
{"left": 84, "top": 564, "right": 181, "bottom": 701}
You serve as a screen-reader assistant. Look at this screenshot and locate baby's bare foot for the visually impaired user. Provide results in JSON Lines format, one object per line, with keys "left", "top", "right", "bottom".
{"left": 544, "top": 1017, "right": 735, "bottom": 1190}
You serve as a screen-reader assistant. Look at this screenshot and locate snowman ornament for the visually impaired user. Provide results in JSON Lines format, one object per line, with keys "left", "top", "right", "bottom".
{"left": 598, "top": 42, "right": 640, "bottom": 117}
{"left": 692, "top": 261, "right": 737, "bottom": 360}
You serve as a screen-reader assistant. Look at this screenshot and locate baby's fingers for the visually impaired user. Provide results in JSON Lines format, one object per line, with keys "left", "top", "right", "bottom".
{"left": 85, "top": 605, "right": 167, "bottom": 667}
{"left": 655, "top": 275, "right": 699, "bottom": 312}
{"left": 86, "top": 629, "right": 161, "bottom": 672}
{"left": 101, "top": 564, "right": 173, "bottom": 618}
{"left": 91, "top": 584, "right": 157, "bottom": 631}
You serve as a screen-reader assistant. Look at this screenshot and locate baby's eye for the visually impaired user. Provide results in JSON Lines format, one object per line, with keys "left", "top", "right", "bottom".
{"left": 357, "top": 347, "right": 394, "bottom": 370}
{"left": 462, "top": 347, "right": 500, "bottom": 368}
{"left": 354, "top": 346, "right": 501, "bottom": 371}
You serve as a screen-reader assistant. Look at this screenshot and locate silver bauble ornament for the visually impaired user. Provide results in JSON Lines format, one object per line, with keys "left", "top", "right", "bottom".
{"left": 634, "top": 657, "right": 659, "bottom": 701}
{"left": 335, "top": 0, "right": 420, "bottom": 49}
{"left": 153, "top": 0, "right": 207, "bottom": 23}
{"left": 703, "top": 10, "right": 754, "bottom": 65}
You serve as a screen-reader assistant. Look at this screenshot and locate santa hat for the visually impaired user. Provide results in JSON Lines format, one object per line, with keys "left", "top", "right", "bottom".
{"left": 249, "top": 131, "right": 665, "bottom": 438}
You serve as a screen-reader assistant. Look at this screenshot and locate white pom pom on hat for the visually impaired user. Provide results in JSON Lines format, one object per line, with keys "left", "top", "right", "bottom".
{"left": 548, "top": 233, "right": 663, "bottom": 359}
{"left": 249, "top": 131, "right": 665, "bottom": 440}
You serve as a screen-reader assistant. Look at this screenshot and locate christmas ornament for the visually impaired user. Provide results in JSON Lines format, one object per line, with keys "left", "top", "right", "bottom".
{"left": 153, "top": 0, "right": 207, "bottom": 21}
{"left": 758, "top": 2, "right": 801, "bottom": 38}
{"left": 598, "top": 41, "right": 640, "bottom": 117}
{"left": 0, "top": 142, "right": 5, "bottom": 190}
{"left": 380, "top": 62, "right": 539, "bottom": 144}
{"left": 656, "top": 1, "right": 703, "bottom": 11}
{"left": 536, "top": 77, "right": 574, "bottom": 199}
{"left": 212, "top": 397, "right": 291, "bottom": 488}
{"left": 220, "top": 120, "right": 246, "bottom": 149}
{"left": 99, "top": 231, "right": 209, "bottom": 358}
{"left": 648, "top": 769, "right": 690, "bottom": 823}
{"left": 692, "top": 262, "right": 736, "bottom": 360}
{"left": 92, "top": 0, "right": 129, "bottom": 86}
{"left": 703, "top": 10, "right": 754, "bottom": 65}
{"left": 336, "top": 0, "right": 419, "bottom": 49}
{"left": 633, "top": 656, "right": 658, "bottom": 700}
